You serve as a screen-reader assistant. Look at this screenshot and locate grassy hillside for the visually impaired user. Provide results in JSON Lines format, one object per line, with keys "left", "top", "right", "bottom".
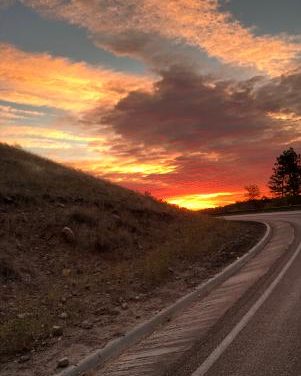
{"left": 0, "top": 143, "right": 263, "bottom": 370}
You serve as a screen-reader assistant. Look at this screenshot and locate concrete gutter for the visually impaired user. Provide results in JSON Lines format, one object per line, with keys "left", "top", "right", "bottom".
{"left": 54, "top": 222, "right": 271, "bottom": 376}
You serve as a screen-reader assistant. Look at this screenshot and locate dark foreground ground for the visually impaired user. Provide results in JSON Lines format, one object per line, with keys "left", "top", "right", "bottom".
{"left": 0, "top": 143, "right": 264, "bottom": 375}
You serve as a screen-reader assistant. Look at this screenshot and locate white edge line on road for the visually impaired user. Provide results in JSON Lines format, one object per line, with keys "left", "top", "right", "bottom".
{"left": 226, "top": 210, "right": 301, "bottom": 219}
{"left": 54, "top": 224, "right": 271, "bottom": 376}
{"left": 191, "top": 231, "right": 300, "bottom": 376}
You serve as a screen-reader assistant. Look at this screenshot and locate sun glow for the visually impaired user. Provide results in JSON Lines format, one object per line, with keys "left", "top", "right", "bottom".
{"left": 167, "top": 192, "right": 238, "bottom": 210}
{"left": 267, "top": 111, "right": 301, "bottom": 122}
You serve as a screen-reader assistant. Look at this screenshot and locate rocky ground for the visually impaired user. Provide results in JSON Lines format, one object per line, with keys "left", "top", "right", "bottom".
{"left": 0, "top": 202, "right": 263, "bottom": 376}
{"left": 0, "top": 143, "right": 265, "bottom": 375}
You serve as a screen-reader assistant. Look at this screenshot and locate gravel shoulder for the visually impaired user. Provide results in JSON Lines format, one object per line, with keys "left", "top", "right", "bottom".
{"left": 0, "top": 212, "right": 264, "bottom": 376}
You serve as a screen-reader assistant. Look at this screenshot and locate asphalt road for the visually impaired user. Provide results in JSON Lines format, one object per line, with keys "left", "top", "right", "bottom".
{"left": 172, "top": 210, "right": 301, "bottom": 376}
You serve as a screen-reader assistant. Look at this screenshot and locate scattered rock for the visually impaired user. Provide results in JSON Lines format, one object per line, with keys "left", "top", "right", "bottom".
{"left": 24, "top": 273, "right": 32, "bottom": 283}
{"left": 21, "top": 212, "right": 28, "bottom": 223}
{"left": 61, "top": 296, "right": 67, "bottom": 303}
{"left": 81, "top": 320, "right": 93, "bottom": 329}
{"left": 121, "top": 302, "right": 128, "bottom": 310}
{"left": 52, "top": 325, "right": 63, "bottom": 337}
{"left": 3, "top": 196, "right": 14, "bottom": 204}
{"left": 112, "top": 214, "right": 121, "bottom": 222}
{"left": 61, "top": 227, "right": 75, "bottom": 243}
{"left": 62, "top": 268, "right": 72, "bottom": 277}
{"left": 16, "top": 240, "right": 22, "bottom": 250}
{"left": 18, "top": 354, "right": 31, "bottom": 363}
{"left": 59, "top": 312, "right": 68, "bottom": 319}
{"left": 94, "top": 308, "right": 102, "bottom": 315}
{"left": 0, "top": 260, "right": 20, "bottom": 283}
{"left": 57, "top": 357, "right": 69, "bottom": 368}
{"left": 113, "top": 330, "right": 125, "bottom": 337}
{"left": 111, "top": 308, "right": 120, "bottom": 316}
{"left": 17, "top": 313, "right": 27, "bottom": 319}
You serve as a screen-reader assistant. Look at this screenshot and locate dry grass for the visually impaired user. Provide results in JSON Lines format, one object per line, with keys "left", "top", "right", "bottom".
{"left": 0, "top": 143, "right": 263, "bottom": 361}
{"left": 1, "top": 309, "right": 52, "bottom": 355}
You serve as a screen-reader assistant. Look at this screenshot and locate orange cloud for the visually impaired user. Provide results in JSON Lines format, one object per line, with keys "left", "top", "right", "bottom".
{"left": 0, "top": 43, "right": 152, "bottom": 113}
{"left": 0, "top": 125, "right": 109, "bottom": 152}
{"left": 66, "top": 156, "right": 177, "bottom": 181}
{"left": 1, "top": 124, "right": 176, "bottom": 180}
{"left": 157, "top": 1, "right": 301, "bottom": 76}
{"left": 23, "top": 0, "right": 301, "bottom": 76}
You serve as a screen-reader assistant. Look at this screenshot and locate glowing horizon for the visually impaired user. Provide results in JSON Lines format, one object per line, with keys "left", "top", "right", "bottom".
{"left": 2, "top": 1, "right": 301, "bottom": 210}
{"left": 167, "top": 192, "right": 242, "bottom": 210}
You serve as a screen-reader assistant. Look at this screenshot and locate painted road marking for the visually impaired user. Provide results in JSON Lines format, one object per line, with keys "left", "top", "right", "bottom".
{"left": 100, "top": 222, "right": 293, "bottom": 376}
{"left": 191, "top": 235, "right": 301, "bottom": 376}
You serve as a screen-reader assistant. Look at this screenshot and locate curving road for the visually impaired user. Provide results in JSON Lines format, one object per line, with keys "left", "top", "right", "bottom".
{"left": 79, "top": 210, "right": 301, "bottom": 376}
{"left": 175, "top": 210, "right": 301, "bottom": 376}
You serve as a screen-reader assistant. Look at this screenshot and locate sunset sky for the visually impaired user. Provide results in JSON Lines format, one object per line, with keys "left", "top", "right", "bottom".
{"left": 2, "top": 1, "right": 301, "bottom": 209}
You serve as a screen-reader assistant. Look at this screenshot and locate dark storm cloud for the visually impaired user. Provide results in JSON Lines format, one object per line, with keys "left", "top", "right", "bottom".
{"left": 256, "top": 70, "right": 301, "bottom": 115}
{"left": 102, "top": 67, "right": 276, "bottom": 152}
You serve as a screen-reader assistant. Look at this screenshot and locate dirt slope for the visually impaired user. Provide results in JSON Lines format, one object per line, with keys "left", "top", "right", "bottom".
{"left": 0, "top": 143, "right": 264, "bottom": 375}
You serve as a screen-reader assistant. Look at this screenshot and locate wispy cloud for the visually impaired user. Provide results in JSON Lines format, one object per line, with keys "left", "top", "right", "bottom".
{"left": 0, "top": 103, "right": 45, "bottom": 123}
{"left": 0, "top": 125, "right": 104, "bottom": 149}
{"left": 0, "top": 43, "right": 152, "bottom": 113}
{"left": 22, "top": 0, "right": 301, "bottom": 76}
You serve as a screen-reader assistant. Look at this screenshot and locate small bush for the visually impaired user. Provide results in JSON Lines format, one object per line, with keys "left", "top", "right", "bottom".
{"left": 141, "top": 247, "right": 173, "bottom": 285}
{"left": 67, "top": 207, "right": 99, "bottom": 227}
{"left": 94, "top": 226, "right": 133, "bottom": 254}
{"left": 0, "top": 314, "right": 51, "bottom": 355}
{"left": 0, "top": 258, "right": 20, "bottom": 283}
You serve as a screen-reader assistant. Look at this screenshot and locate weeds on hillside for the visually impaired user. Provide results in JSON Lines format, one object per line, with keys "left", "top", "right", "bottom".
{"left": 1, "top": 311, "right": 52, "bottom": 355}
{"left": 0, "top": 143, "right": 263, "bottom": 360}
